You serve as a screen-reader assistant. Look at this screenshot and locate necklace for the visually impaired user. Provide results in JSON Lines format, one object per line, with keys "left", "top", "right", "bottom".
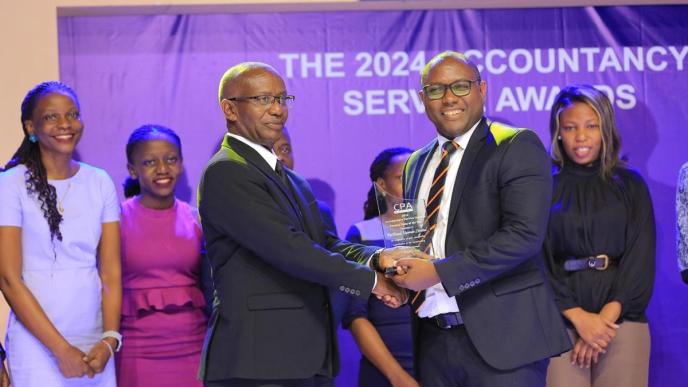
{"left": 57, "top": 182, "right": 72, "bottom": 215}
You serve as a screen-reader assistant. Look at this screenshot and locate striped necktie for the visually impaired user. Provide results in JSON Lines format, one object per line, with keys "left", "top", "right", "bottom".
{"left": 420, "top": 140, "right": 461, "bottom": 254}
{"left": 411, "top": 140, "right": 460, "bottom": 311}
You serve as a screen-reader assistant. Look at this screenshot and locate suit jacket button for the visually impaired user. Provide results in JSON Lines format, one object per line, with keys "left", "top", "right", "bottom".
{"left": 469, "top": 281, "right": 475, "bottom": 287}
{"left": 355, "top": 290, "right": 361, "bottom": 296}
{"left": 475, "top": 278, "right": 481, "bottom": 284}
{"left": 459, "top": 285, "right": 465, "bottom": 291}
{"left": 339, "top": 285, "right": 345, "bottom": 291}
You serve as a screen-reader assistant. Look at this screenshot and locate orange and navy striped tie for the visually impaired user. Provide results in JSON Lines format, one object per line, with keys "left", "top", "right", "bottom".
{"left": 420, "top": 140, "right": 461, "bottom": 254}
{"left": 411, "top": 140, "right": 460, "bottom": 310}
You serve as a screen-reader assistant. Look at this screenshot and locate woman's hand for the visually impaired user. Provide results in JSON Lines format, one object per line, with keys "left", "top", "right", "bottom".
{"left": 389, "top": 370, "right": 420, "bottom": 387}
{"left": 599, "top": 301, "right": 622, "bottom": 324}
{"left": 1, "top": 361, "right": 10, "bottom": 387}
{"left": 564, "top": 307, "right": 618, "bottom": 351}
{"left": 55, "top": 345, "right": 93, "bottom": 378}
{"left": 84, "top": 340, "right": 113, "bottom": 374}
{"left": 570, "top": 337, "right": 602, "bottom": 368}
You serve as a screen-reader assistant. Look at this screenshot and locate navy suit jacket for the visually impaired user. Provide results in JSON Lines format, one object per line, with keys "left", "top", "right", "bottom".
{"left": 403, "top": 118, "right": 572, "bottom": 371}
{"left": 198, "top": 135, "right": 377, "bottom": 381}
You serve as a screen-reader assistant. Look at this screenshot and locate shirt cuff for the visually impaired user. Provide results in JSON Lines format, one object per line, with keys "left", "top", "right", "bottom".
{"left": 367, "top": 248, "right": 384, "bottom": 293}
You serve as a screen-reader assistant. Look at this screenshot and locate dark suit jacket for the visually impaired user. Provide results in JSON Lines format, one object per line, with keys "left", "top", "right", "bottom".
{"left": 403, "top": 118, "right": 572, "bottom": 371}
{"left": 198, "top": 135, "right": 377, "bottom": 381}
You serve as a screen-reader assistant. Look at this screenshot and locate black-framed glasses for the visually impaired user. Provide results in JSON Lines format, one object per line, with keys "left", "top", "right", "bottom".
{"left": 225, "top": 95, "right": 295, "bottom": 107}
{"left": 422, "top": 80, "right": 480, "bottom": 100}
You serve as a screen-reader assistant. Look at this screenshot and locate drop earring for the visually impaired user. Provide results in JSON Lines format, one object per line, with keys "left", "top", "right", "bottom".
{"left": 29, "top": 134, "right": 38, "bottom": 143}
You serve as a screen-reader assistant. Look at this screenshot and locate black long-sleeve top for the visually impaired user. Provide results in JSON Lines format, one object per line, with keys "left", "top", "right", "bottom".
{"left": 544, "top": 160, "right": 656, "bottom": 323}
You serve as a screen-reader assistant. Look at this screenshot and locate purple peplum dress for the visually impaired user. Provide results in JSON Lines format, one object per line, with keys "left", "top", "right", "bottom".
{"left": 116, "top": 198, "right": 206, "bottom": 387}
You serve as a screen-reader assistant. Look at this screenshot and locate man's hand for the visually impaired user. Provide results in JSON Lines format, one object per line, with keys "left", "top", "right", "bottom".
{"left": 391, "top": 257, "right": 441, "bottom": 291}
{"left": 377, "top": 247, "right": 425, "bottom": 272}
{"left": 372, "top": 272, "right": 408, "bottom": 308}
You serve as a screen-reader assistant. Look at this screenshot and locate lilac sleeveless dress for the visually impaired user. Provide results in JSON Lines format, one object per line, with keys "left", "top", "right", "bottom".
{"left": 0, "top": 163, "right": 119, "bottom": 387}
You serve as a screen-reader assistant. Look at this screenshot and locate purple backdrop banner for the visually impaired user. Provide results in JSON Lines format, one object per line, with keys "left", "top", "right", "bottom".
{"left": 58, "top": 5, "right": 687, "bottom": 386}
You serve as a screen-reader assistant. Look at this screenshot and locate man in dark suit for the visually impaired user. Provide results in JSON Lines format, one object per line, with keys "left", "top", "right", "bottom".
{"left": 390, "top": 51, "right": 572, "bottom": 386}
{"left": 197, "top": 62, "right": 409, "bottom": 387}
{"left": 272, "top": 127, "right": 338, "bottom": 235}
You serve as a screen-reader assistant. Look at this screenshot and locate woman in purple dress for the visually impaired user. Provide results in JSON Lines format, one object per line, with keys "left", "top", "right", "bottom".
{"left": 0, "top": 81, "right": 121, "bottom": 386}
{"left": 116, "top": 125, "right": 208, "bottom": 387}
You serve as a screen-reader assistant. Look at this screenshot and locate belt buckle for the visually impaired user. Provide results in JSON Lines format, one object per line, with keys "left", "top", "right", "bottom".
{"left": 594, "top": 254, "right": 609, "bottom": 271}
{"left": 433, "top": 313, "right": 460, "bottom": 329}
{"left": 433, "top": 315, "right": 450, "bottom": 329}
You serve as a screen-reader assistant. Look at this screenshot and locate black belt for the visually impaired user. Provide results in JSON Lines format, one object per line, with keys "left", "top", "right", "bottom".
{"left": 422, "top": 312, "right": 464, "bottom": 329}
{"left": 564, "top": 254, "right": 614, "bottom": 272}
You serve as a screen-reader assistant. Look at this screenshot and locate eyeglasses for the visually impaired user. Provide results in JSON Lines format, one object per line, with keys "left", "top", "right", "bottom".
{"left": 422, "top": 80, "right": 480, "bottom": 100}
{"left": 225, "top": 95, "right": 295, "bottom": 108}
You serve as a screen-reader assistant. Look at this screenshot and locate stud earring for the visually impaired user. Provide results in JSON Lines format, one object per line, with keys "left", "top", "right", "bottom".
{"left": 28, "top": 134, "right": 38, "bottom": 143}
{"left": 557, "top": 135, "right": 562, "bottom": 140}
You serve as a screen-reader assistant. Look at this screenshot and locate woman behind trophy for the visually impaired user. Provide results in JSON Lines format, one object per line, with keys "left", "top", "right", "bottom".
{"left": 343, "top": 147, "right": 418, "bottom": 387}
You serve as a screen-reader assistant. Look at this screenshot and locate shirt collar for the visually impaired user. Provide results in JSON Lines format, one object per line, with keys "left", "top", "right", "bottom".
{"left": 227, "top": 133, "right": 279, "bottom": 170}
{"left": 435, "top": 119, "right": 481, "bottom": 151}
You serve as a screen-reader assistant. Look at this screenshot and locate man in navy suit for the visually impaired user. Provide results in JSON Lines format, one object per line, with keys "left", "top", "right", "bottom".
{"left": 390, "top": 51, "right": 571, "bottom": 386}
{"left": 198, "top": 62, "right": 409, "bottom": 387}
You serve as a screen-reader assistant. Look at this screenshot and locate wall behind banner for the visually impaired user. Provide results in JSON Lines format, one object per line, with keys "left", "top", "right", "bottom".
{"left": 58, "top": 5, "right": 687, "bottom": 385}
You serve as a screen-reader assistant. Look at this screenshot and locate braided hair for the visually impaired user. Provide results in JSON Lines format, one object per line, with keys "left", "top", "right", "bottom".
{"left": 4, "top": 81, "right": 80, "bottom": 241}
{"left": 363, "top": 147, "right": 413, "bottom": 220}
{"left": 123, "top": 124, "right": 183, "bottom": 198}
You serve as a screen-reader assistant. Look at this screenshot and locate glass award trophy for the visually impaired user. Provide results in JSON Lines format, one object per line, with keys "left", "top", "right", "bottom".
{"left": 374, "top": 185, "right": 427, "bottom": 250}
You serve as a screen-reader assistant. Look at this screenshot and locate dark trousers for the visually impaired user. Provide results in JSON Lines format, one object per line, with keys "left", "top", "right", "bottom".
{"left": 418, "top": 320, "right": 548, "bottom": 387}
{"left": 204, "top": 376, "right": 333, "bottom": 387}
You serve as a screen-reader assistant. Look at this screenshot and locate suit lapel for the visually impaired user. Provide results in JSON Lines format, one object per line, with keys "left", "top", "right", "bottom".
{"left": 223, "top": 135, "right": 306, "bottom": 229}
{"left": 284, "top": 169, "right": 321, "bottom": 240}
{"left": 446, "top": 118, "right": 489, "bottom": 234}
{"left": 405, "top": 140, "right": 438, "bottom": 202}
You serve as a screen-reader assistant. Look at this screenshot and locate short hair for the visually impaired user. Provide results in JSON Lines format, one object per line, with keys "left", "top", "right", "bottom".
{"left": 420, "top": 51, "right": 481, "bottom": 86}
{"left": 549, "top": 84, "right": 624, "bottom": 180}
{"left": 217, "top": 62, "right": 279, "bottom": 103}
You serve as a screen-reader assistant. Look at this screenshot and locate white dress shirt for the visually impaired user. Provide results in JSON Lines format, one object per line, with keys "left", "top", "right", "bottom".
{"left": 227, "top": 133, "right": 278, "bottom": 169}
{"left": 416, "top": 121, "right": 479, "bottom": 318}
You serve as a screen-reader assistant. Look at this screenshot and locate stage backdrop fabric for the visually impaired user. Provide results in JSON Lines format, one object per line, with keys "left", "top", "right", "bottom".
{"left": 57, "top": 5, "right": 687, "bottom": 386}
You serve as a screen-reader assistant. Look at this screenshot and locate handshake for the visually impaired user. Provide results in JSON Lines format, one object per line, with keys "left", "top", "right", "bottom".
{"left": 370, "top": 246, "right": 440, "bottom": 308}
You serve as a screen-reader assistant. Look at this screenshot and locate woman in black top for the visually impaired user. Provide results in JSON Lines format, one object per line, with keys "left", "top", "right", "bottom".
{"left": 545, "top": 85, "right": 655, "bottom": 387}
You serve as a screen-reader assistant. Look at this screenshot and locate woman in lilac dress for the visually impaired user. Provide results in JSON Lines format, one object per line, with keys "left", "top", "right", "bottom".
{"left": 116, "top": 125, "right": 208, "bottom": 387}
{"left": 0, "top": 81, "right": 121, "bottom": 386}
